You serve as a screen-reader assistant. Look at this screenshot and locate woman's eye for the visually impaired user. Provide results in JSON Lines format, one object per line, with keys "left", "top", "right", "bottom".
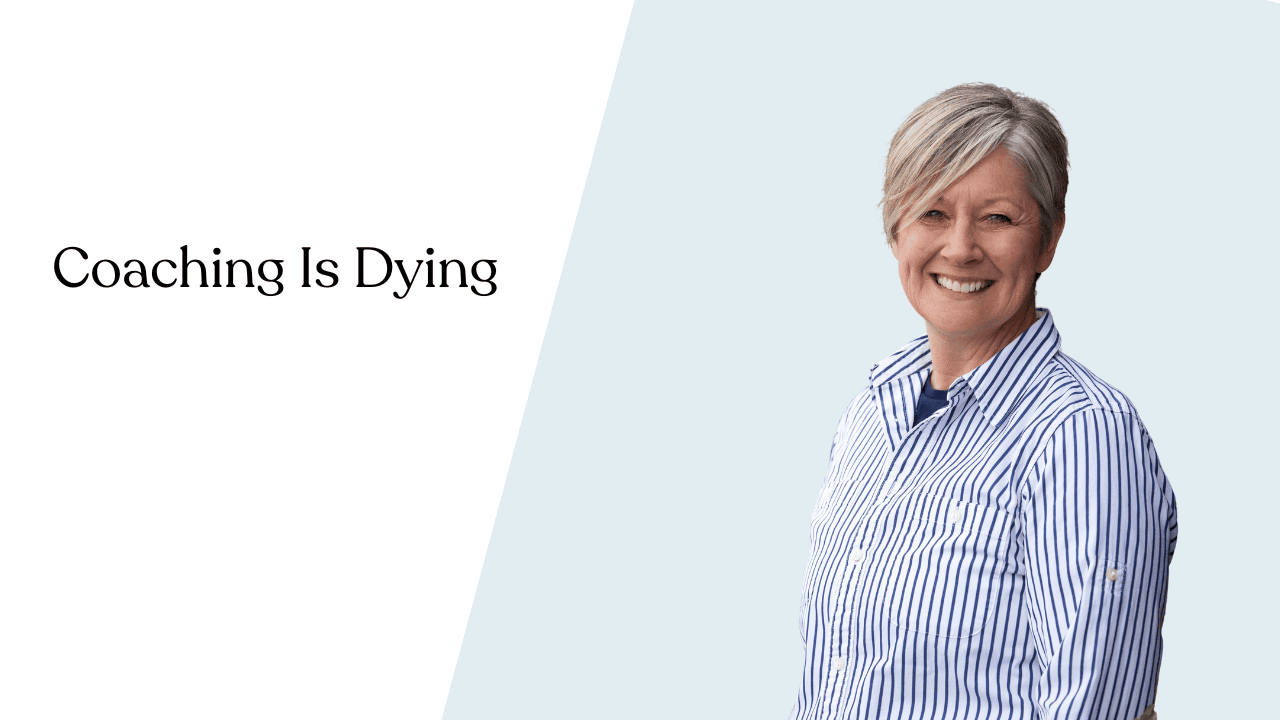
{"left": 987, "top": 213, "right": 1012, "bottom": 224}
{"left": 921, "top": 209, "right": 946, "bottom": 221}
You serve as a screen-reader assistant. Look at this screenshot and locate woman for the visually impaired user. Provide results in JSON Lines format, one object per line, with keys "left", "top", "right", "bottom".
{"left": 790, "top": 84, "right": 1176, "bottom": 720}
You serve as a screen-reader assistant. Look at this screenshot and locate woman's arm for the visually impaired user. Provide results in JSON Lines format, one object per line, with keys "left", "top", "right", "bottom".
{"left": 1019, "top": 407, "right": 1177, "bottom": 720}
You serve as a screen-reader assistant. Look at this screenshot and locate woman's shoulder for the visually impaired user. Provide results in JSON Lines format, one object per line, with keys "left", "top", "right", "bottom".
{"left": 838, "top": 385, "right": 876, "bottom": 426}
{"left": 1017, "top": 352, "right": 1171, "bottom": 498}
{"left": 1040, "top": 350, "right": 1145, "bottom": 421}
{"left": 1010, "top": 351, "right": 1159, "bottom": 475}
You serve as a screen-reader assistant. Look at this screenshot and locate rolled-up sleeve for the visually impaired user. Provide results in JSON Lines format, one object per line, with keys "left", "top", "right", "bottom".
{"left": 1018, "top": 408, "right": 1177, "bottom": 720}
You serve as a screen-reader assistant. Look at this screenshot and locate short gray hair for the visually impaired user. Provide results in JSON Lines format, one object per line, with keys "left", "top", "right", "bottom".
{"left": 880, "top": 83, "right": 1069, "bottom": 251}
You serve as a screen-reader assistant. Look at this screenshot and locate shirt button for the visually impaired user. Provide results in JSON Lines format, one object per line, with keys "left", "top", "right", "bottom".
{"left": 1106, "top": 568, "right": 1120, "bottom": 582}
{"left": 833, "top": 657, "right": 846, "bottom": 671}
{"left": 822, "top": 487, "right": 832, "bottom": 501}
{"left": 850, "top": 548, "right": 864, "bottom": 563}
{"left": 949, "top": 506, "right": 962, "bottom": 524}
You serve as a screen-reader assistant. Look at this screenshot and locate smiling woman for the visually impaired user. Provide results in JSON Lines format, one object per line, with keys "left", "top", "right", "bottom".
{"left": 790, "top": 84, "right": 1176, "bottom": 720}
{"left": 892, "top": 147, "right": 1059, "bottom": 391}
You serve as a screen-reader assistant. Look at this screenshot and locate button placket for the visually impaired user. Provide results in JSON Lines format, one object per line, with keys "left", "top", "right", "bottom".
{"left": 823, "top": 392, "right": 939, "bottom": 686}
{"left": 825, "top": 541, "right": 866, "bottom": 667}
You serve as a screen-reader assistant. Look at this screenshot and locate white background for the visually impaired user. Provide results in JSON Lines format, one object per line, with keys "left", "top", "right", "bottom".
{"left": 0, "top": 2, "right": 632, "bottom": 717}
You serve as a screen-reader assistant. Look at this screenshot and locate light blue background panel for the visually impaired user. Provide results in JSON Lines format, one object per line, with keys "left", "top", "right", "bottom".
{"left": 445, "top": 1, "right": 1278, "bottom": 717}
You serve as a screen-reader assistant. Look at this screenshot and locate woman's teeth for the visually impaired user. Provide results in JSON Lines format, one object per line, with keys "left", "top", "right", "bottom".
{"left": 934, "top": 274, "right": 993, "bottom": 294}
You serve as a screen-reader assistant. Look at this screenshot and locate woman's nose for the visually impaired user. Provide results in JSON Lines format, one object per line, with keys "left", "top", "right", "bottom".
{"left": 939, "top": 220, "right": 982, "bottom": 264}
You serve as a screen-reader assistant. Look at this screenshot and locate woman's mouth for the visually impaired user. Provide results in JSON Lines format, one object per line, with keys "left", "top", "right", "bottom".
{"left": 933, "top": 273, "right": 994, "bottom": 294}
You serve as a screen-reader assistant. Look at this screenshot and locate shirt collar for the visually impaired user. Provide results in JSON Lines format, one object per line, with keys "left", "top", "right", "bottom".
{"left": 868, "top": 308, "right": 1063, "bottom": 427}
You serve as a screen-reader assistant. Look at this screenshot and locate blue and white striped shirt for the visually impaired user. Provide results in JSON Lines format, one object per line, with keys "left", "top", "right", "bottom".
{"left": 791, "top": 309, "right": 1177, "bottom": 720}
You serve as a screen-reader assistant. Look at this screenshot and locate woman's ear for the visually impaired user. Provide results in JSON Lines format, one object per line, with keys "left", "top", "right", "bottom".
{"left": 1036, "top": 212, "right": 1065, "bottom": 273}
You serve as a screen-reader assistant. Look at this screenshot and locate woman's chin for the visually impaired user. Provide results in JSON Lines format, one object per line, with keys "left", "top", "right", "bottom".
{"left": 922, "top": 299, "right": 1037, "bottom": 345}
{"left": 923, "top": 306, "right": 991, "bottom": 333}
{"left": 922, "top": 305, "right": 1009, "bottom": 339}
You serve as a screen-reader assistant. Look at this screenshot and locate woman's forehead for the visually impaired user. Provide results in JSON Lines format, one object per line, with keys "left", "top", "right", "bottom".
{"left": 933, "top": 150, "right": 1034, "bottom": 205}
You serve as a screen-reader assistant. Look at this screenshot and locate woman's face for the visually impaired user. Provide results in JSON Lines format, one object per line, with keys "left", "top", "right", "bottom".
{"left": 892, "top": 147, "right": 1062, "bottom": 348}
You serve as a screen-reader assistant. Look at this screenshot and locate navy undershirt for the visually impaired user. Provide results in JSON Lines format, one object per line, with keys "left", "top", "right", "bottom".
{"left": 913, "top": 374, "right": 950, "bottom": 427}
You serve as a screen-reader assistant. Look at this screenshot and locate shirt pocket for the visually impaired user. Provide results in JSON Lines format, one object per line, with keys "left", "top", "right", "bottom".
{"left": 882, "top": 492, "right": 1014, "bottom": 639}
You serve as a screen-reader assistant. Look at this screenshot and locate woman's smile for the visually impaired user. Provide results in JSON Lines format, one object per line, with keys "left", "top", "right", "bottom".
{"left": 931, "top": 273, "right": 994, "bottom": 294}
